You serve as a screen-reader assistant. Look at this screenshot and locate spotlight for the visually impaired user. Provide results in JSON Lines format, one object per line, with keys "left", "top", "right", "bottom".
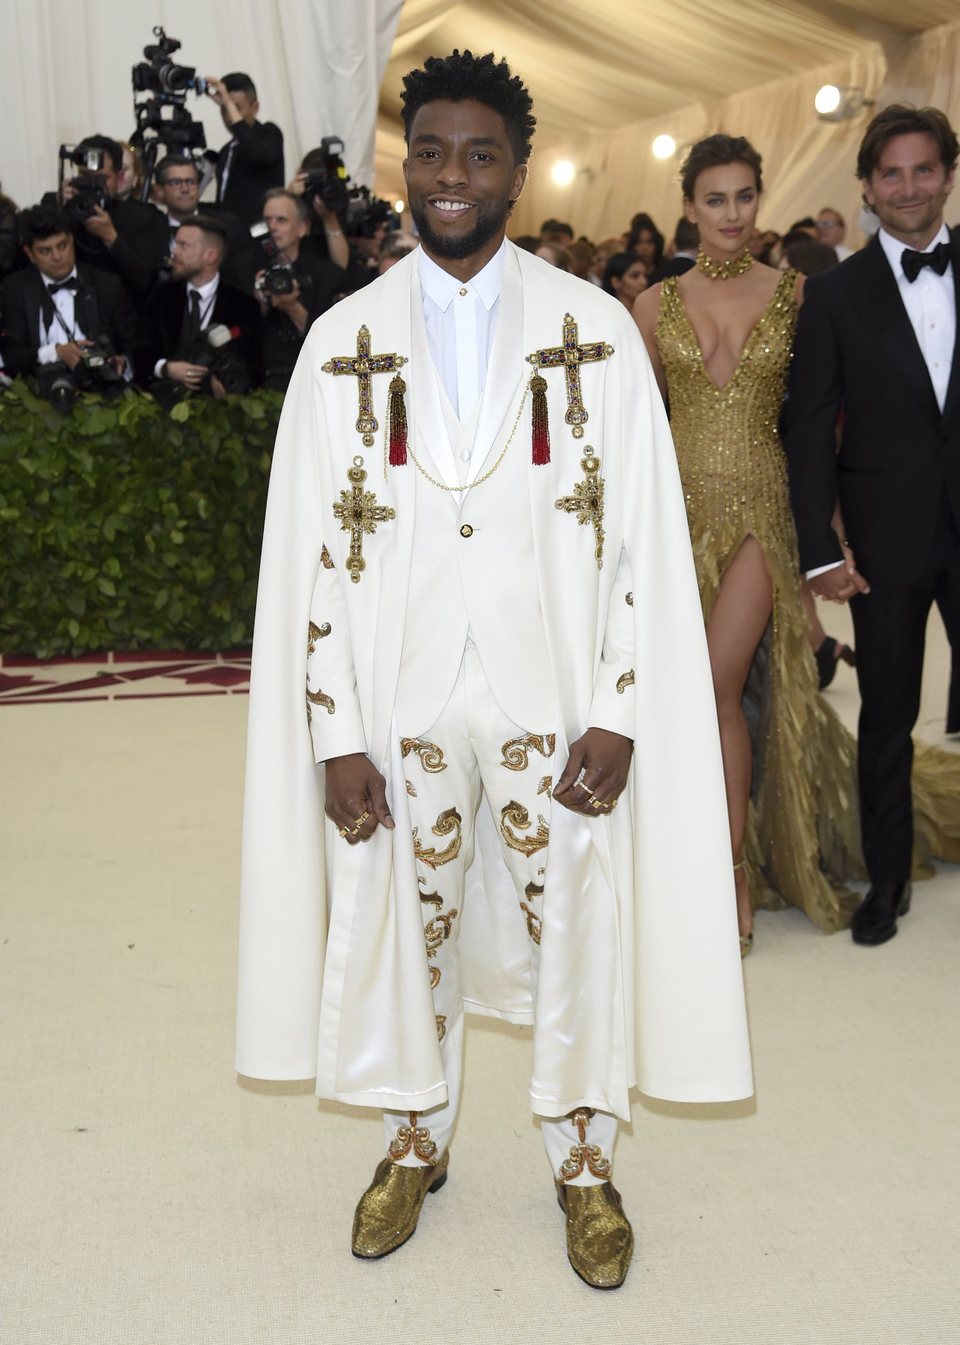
{"left": 394, "top": 200, "right": 406, "bottom": 214}
{"left": 551, "top": 159, "right": 575, "bottom": 187}
{"left": 652, "top": 134, "right": 676, "bottom": 161}
{"left": 815, "top": 85, "right": 874, "bottom": 122}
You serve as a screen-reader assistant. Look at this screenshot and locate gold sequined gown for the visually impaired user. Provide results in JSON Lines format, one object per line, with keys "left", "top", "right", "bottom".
{"left": 657, "top": 270, "right": 960, "bottom": 931}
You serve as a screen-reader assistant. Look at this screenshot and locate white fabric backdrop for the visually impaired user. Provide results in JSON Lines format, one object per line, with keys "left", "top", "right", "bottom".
{"left": 0, "top": 0, "right": 402, "bottom": 209}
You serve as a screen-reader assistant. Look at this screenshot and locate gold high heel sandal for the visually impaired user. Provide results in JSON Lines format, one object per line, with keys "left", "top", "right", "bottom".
{"left": 734, "top": 860, "right": 753, "bottom": 958}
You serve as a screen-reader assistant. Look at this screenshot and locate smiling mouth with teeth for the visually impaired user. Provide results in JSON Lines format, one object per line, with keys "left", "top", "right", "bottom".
{"left": 432, "top": 200, "right": 475, "bottom": 212}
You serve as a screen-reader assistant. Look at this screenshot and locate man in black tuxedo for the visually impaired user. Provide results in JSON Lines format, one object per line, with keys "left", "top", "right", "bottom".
{"left": 205, "top": 72, "right": 284, "bottom": 229}
{"left": 1, "top": 203, "right": 135, "bottom": 380}
{"left": 134, "top": 214, "right": 262, "bottom": 397}
{"left": 785, "top": 104, "right": 960, "bottom": 946}
{"left": 149, "top": 155, "right": 252, "bottom": 285}
{"left": 47, "top": 135, "right": 169, "bottom": 298}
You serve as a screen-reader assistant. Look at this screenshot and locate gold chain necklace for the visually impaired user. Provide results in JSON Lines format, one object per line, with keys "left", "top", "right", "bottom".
{"left": 383, "top": 380, "right": 530, "bottom": 493}
{"left": 696, "top": 248, "right": 754, "bottom": 281}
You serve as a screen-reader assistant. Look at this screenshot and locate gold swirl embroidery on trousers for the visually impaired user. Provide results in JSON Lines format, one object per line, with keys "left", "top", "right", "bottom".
{"left": 413, "top": 807, "right": 463, "bottom": 869}
{"left": 401, "top": 738, "right": 448, "bottom": 772}
{"left": 388, "top": 1111, "right": 439, "bottom": 1164}
{"left": 537, "top": 776, "right": 553, "bottom": 797}
{"left": 406, "top": 780, "right": 417, "bottom": 797}
{"left": 520, "top": 880, "right": 544, "bottom": 944}
{"left": 420, "top": 890, "right": 457, "bottom": 1034}
{"left": 321, "top": 325, "right": 407, "bottom": 448}
{"left": 555, "top": 451, "right": 605, "bottom": 569}
{"left": 616, "top": 670, "right": 635, "bottom": 694}
{"left": 332, "top": 456, "right": 396, "bottom": 584}
{"left": 557, "top": 1108, "right": 613, "bottom": 1183}
{"left": 500, "top": 801, "right": 550, "bottom": 856}
{"left": 500, "top": 733, "right": 557, "bottom": 771}
{"left": 305, "top": 621, "right": 334, "bottom": 725}
{"left": 320, "top": 544, "right": 335, "bottom": 569}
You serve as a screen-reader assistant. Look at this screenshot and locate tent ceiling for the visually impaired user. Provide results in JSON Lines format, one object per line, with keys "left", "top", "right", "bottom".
{"left": 378, "top": 0, "right": 958, "bottom": 152}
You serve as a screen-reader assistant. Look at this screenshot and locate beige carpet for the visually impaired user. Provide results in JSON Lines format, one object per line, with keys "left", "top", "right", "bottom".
{"left": 1, "top": 606, "right": 957, "bottom": 1345}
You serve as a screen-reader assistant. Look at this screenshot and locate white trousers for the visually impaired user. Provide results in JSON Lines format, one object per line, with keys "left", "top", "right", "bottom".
{"left": 384, "top": 644, "right": 617, "bottom": 1186}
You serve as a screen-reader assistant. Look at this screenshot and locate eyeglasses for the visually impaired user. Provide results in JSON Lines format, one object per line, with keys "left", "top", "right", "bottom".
{"left": 162, "top": 177, "right": 198, "bottom": 189}
{"left": 816, "top": 219, "right": 841, "bottom": 230}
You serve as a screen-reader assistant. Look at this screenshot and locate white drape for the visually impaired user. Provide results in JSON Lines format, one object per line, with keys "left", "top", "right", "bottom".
{"left": 0, "top": 0, "right": 402, "bottom": 209}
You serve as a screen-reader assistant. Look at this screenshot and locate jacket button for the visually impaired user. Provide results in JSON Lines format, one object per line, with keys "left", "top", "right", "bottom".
{"left": 459, "top": 524, "right": 474, "bottom": 538}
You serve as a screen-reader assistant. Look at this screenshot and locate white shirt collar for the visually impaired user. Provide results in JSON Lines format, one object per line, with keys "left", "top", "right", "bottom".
{"left": 187, "top": 273, "right": 220, "bottom": 302}
{"left": 878, "top": 221, "right": 951, "bottom": 278}
{"left": 44, "top": 267, "right": 78, "bottom": 289}
{"left": 417, "top": 240, "right": 506, "bottom": 313}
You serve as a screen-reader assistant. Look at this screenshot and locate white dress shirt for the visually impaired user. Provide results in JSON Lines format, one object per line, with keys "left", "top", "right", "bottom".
{"left": 154, "top": 273, "right": 220, "bottom": 377}
{"left": 806, "top": 223, "right": 955, "bottom": 579}
{"left": 38, "top": 268, "right": 86, "bottom": 363}
{"left": 418, "top": 242, "right": 505, "bottom": 421}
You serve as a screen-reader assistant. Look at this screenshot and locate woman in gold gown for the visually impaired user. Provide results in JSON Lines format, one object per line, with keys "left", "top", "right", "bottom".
{"left": 634, "top": 134, "right": 960, "bottom": 950}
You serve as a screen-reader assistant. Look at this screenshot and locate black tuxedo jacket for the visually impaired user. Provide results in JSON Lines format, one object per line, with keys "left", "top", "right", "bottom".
{"left": 784, "top": 229, "right": 960, "bottom": 584}
{"left": 0, "top": 262, "right": 136, "bottom": 377}
{"left": 215, "top": 121, "right": 285, "bottom": 228}
{"left": 133, "top": 276, "right": 263, "bottom": 387}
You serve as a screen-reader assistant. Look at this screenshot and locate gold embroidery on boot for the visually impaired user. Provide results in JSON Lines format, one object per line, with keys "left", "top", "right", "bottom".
{"left": 388, "top": 1111, "right": 438, "bottom": 1164}
{"left": 520, "top": 880, "right": 543, "bottom": 944}
{"left": 616, "top": 670, "right": 635, "bottom": 694}
{"left": 557, "top": 1108, "right": 613, "bottom": 1183}
{"left": 501, "top": 733, "right": 557, "bottom": 771}
{"left": 500, "top": 801, "right": 550, "bottom": 857}
{"left": 401, "top": 738, "right": 448, "bottom": 772}
{"left": 537, "top": 775, "right": 553, "bottom": 797}
{"left": 413, "top": 808, "right": 462, "bottom": 868}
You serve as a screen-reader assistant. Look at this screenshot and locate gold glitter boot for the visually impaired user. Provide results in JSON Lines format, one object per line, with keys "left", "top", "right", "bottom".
{"left": 351, "top": 1151, "right": 449, "bottom": 1259}
{"left": 556, "top": 1180, "right": 634, "bottom": 1289}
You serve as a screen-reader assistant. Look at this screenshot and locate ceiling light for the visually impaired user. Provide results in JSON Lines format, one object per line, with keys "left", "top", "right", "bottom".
{"left": 815, "top": 85, "right": 841, "bottom": 115}
{"left": 394, "top": 200, "right": 406, "bottom": 214}
{"left": 652, "top": 134, "right": 676, "bottom": 161}
{"left": 815, "top": 85, "right": 874, "bottom": 122}
{"left": 551, "top": 159, "right": 576, "bottom": 187}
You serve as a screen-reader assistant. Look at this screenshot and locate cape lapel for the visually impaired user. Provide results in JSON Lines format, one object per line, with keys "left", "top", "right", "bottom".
{"left": 853, "top": 234, "right": 941, "bottom": 421}
{"left": 468, "top": 244, "right": 526, "bottom": 474}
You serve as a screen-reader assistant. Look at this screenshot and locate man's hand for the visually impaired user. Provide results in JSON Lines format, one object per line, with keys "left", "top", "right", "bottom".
{"left": 324, "top": 752, "right": 395, "bottom": 844}
{"left": 554, "top": 728, "right": 633, "bottom": 815}
{"left": 205, "top": 77, "right": 242, "bottom": 127}
{"left": 810, "top": 546, "right": 870, "bottom": 604}
{"left": 210, "top": 374, "right": 227, "bottom": 400}
{"left": 84, "top": 206, "right": 118, "bottom": 247}
{"left": 54, "top": 339, "right": 92, "bottom": 371}
{"left": 268, "top": 281, "right": 308, "bottom": 333}
{"left": 165, "top": 360, "right": 207, "bottom": 389}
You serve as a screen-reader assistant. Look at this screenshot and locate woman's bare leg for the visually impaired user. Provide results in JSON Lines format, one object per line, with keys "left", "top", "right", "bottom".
{"left": 706, "top": 537, "right": 774, "bottom": 940}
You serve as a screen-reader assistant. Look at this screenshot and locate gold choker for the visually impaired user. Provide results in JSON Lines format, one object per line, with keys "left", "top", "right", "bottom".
{"left": 696, "top": 249, "right": 754, "bottom": 280}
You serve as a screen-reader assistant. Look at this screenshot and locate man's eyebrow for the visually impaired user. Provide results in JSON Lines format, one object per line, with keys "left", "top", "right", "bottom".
{"left": 411, "top": 133, "right": 502, "bottom": 147}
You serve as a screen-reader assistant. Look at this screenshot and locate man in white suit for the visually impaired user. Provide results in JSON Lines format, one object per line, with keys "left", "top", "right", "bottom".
{"left": 236, "top": 50, "right": 752, "bottom": 1290}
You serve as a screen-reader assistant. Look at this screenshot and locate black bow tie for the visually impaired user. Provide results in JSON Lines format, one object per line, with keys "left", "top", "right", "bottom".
{"left": 47, "top": 277, "right": 78, "bottom": 294}
{"left": 901, "top": 241, "right": 951, "bottom": 282}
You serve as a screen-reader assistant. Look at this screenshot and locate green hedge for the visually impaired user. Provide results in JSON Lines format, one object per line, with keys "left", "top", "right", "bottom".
{"left": 0, "top": 379, "right": 282, "bottom": 658}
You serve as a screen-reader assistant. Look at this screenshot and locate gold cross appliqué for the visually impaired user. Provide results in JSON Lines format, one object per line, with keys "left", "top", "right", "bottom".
{"left": 526, "top": 314, "right": 614, "bottom": 439}
{"left": 322, "top": 326, "right": 407, "bottom": 447}
{"left": 555, "top": 451, "right": 605, "bottom": 569}
{"left": 333, "top": 457, "right": 396, "bottom": 584}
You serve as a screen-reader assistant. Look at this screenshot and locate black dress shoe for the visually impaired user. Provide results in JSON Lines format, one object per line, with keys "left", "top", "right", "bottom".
{"left": 850, "top": 882, "right": 912, "bottom": 946}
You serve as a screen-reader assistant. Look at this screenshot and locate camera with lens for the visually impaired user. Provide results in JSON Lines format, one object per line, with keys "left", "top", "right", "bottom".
{"left": 249, "top": 221, "right": 298, "bottom": 298}
{"left": 132, "top": 27, "right": 207, "bottom": 98}
{"left": 194, "top": 324, "right": 251, "bottom": 396}
{"left": 301, "top": 137, "right": 351, "bottom": 218}
{"left": 58, "top": 145, "right": 110, "bottom": 227}
{"left": 346, "top": 188, "right": 400, "bottom": 240}
{"left": 36, "top": 336, "right": 124, "bottom": 414}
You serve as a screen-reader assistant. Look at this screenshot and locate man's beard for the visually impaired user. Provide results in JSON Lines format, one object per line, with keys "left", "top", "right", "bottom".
{"left": 410, "top": 197, "right": 510, "bottom": 261}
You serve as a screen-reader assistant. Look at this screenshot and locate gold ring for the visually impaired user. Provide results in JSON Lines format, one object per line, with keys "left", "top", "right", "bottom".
{"left": 354, "top": 810, "right": 371, "bottom": 828}
{"left": 589, "top": 797, "right": 605, "bottom": 809}
{"left": 575, "top": 781, "right": 595, "bottom": 799}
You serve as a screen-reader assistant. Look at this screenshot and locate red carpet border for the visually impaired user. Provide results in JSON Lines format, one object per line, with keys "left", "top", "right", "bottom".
{"left": 0, "top": 651, "right": 251, "bottom": 705}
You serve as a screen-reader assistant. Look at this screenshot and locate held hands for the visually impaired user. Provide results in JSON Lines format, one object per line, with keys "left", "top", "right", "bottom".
{"left": 325, "top": 752, "right": 396, "bottom": 845}
{"left": 810, "top": 540, "right": 870, "bottom": 604}
{"left": 553, "top": 728, "right": 634, "bottom": 816}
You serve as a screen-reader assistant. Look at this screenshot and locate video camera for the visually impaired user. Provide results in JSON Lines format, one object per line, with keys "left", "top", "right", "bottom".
{"left": 346, "top": 187, "right": 401, "bottom": 240}
{"left": 36, "top": 335, "right": 125, "bottom": 414}
{"left": 57, "top": 145, "right": 111, "bottom": 226}
{"left": 130, "top": 27, "right": 208, "bottom": 200}
{"left": 302, "top": 137, "right": 352, "bottom": 218}
{"left": 248, "top": 222, "right": 297, "bottom": 298}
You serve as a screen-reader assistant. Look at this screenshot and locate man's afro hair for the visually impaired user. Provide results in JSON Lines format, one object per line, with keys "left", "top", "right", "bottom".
{"left": 401, "top": 50, "right": 536, "bottom": 164}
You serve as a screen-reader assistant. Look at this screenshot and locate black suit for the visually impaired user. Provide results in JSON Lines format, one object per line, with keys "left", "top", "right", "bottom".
{"left": 134, "top": 275, "right": 263, "bottom": 389}
{"left": 41, "top": 192, "right": 169, "bottom": 298}
{"left": 0, "top": 262, "right": 136, "bottom": 377}
{"left": 215, "top": 120, "right": 285, "bottom": 228}
{"left": 784, "top": 229, "right": 960, "bottom": 884}
{"left": 232, "top": 248, "right": 344, "bottom": 390}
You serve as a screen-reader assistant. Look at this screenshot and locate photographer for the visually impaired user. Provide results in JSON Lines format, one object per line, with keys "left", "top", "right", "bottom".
{"left": 150, "top": 155, "right": 249, "bottom": 273}
{"left": 241, "top": 189, "right": 343, "bottom": 392}
{"left": 288, "top": 145, "right": 350, "bottom": 271}
{"left": 206, "top": 73, "right": 284, "bottom": 228}
{"left": 46, "top": 135, "right": 169, "bottom": 298}
{"left": 1, "top": 204, "right": 135, "bottom": 394}
{"left": 134, "top": 214, "right": 261, "bottom": 398}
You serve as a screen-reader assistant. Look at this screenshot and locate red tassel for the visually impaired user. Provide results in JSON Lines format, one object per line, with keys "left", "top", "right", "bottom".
{"left": 530, "top": 372, "right": 550, "bottom": 465}
{"left": 388, "top": 373, "right": 407, "bottom": 466}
